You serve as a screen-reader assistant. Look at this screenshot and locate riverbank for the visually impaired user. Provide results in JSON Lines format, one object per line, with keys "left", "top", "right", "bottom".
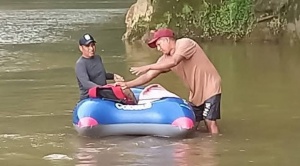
{"left": 122, "top": 0, "right": 300, "bottom": 44}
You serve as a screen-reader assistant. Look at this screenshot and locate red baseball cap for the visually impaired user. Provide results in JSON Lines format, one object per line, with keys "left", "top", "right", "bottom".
{"left": 147, "top": 28, "right": 174, "bottom": 48}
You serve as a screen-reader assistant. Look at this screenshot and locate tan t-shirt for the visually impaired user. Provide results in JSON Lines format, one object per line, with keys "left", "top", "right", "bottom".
{"left": 159, "top": 38, "right": 221, "bottom": 106}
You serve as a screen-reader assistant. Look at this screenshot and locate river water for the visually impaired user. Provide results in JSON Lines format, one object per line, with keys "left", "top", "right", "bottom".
{"left": 0, "top": 0, "right": 299, "bottom": 165}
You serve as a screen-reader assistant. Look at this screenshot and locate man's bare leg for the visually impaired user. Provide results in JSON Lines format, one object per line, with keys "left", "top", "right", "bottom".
{"left": 195, "top": 121, "right": 209, "bottom": 132}
{"left": 204, "top": 120, "right": 219, "bottom": 134}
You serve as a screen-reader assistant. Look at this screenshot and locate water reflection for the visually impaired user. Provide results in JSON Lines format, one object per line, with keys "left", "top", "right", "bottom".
{"left": 73, "top": 135, "right": 219, "bottom": 166}
{"left": 124, "top": 41, "right": 159, "bottom": 66}
{"left": 0, "top": 9, "right": 126, "bottom": 44}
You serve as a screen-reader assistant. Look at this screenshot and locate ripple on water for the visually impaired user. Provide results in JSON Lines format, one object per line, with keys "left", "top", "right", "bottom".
{"left": 42, "top": 154, "right": 73, "bottom": 161}
{"left": 0, "top": 9, "right": 127, "bottom": 45}
{"left": 0, "top": 49, "right": 39, "bottom": 72}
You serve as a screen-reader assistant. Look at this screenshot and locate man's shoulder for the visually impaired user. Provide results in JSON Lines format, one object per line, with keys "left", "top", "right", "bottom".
{"left": 76, "top": 56, "right": 85, "bottom": 64}
{"left": 177, "top": 37, "right": 195, "bottom": 42}
{"left": 75, "top": 56, "right": 90, "bottom": 67}
{"left": 176, "top": 38, "right": 197, "bottom": 47}
{"left": 76, "top": 55, "right": 100, "bottom": 63}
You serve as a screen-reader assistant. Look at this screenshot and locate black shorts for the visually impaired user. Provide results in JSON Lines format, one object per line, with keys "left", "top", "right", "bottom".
{"left": 189, "top": 94, "right": 221, "bottom": 122}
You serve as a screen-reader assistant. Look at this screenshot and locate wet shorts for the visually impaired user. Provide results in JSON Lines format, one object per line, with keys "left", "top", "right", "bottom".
{"left": 189, "top": 94, "right": 221, "bottom": 122}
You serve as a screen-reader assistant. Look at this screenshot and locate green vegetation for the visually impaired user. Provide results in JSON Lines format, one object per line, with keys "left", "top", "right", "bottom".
{"left": 127, "top": 0, "right": 294, "bottom": 42}
{"left": 197, "top": 0, "right": 255, "bottom": 40}
{"left": 152, "top": 0, "right": 256, "bottom": 41}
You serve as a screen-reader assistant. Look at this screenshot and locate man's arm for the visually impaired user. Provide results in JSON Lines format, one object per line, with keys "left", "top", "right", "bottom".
{"left": 148, "top": 53, "right": 185, "bottom": 70}
{"left": 149, "top": 39, "right": 196, "bottom": 70}
{"left": 130, "top": 56, "right": 173, "bottom": 75}
{"left": 126, "top": 69, "right": 164, "bottom": 88}
{"left": 105, "top": 73, "right": 124, "bottom": 82}
{"left": 130, "top": 55, "right": 183, "bottom": 76}
{"left": 105, "top": 73, "right": 114, "bottom": 80}
{"left": 75, "top": 62, "right": 98, "bottom": 89}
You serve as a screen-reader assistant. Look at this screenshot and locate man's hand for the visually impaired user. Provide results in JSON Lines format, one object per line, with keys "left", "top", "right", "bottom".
{"left": 114, "top": 74, "right": 124, "bottom": 82}
{"left": 130, "top": 65, "right": 150, "bottom": 76}
{"left": 114, "top": 81, "right": 127, "bottom": 90}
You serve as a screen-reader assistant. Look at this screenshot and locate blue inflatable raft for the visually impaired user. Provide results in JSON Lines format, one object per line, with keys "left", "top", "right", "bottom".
{"left": 73, "top": 87, "right": 196, "bottom": 138}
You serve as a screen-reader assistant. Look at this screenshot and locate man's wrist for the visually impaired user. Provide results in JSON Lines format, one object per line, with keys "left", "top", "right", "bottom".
{"left": 125, "top": 82, "right": 131, "bottom": 88}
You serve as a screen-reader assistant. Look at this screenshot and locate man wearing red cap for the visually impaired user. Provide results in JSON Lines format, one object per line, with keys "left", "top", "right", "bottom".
{"left": 117, "top": 28, "right": 222, "bottom": 134}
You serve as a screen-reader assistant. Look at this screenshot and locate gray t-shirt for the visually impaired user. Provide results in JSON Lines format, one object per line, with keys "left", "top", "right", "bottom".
{"left": 75, "top": 55, "right": 113, "bottom": 100}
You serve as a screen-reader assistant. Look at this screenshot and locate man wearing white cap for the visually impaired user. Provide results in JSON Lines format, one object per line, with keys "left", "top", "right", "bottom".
{"left": 75, "top": 33, "right": 124, "bottom": 101}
